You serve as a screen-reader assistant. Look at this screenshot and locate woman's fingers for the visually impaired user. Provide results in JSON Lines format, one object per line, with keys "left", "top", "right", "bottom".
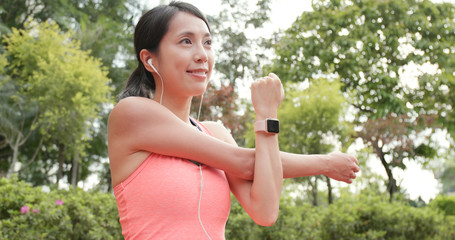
{"left": 251, "top": 73, "right": 284, "bottom": 117}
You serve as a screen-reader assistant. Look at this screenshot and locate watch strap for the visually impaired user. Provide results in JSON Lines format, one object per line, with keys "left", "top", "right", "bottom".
{"left": 254, "top": 120, "right": 267, "bottom": 132}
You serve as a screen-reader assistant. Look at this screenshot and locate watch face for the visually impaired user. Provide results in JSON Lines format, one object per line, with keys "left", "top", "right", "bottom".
{"left": 267, "top": 119, "right": 280, "bottom": 133}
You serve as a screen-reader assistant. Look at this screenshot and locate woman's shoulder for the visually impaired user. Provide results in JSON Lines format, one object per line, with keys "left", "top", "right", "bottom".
{"left": 110, "top": 97, "right": 168, "bottom": 122}
{"left": 113, "top": 96, "right": 157, "bottom": 113}
{"left": 108, "top": 97, "right": 174, "bottom": 138}
{"left": 201, "top": 121, "right": 237, "bottom": 146}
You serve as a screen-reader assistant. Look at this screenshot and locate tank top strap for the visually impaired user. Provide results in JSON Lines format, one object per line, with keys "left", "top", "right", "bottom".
{"left": 189, "top": 117, "right": 213, "bottom": 136}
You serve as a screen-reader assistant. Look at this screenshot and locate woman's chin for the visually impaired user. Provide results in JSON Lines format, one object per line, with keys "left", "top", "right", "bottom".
{"left": 191, "top": 89, "right": 207, "bottom": 97}
{"left": 190, "top": 84, "right": 209, "bottom": 96}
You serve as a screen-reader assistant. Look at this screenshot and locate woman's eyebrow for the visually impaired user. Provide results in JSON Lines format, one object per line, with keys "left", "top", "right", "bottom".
{"left": 178, "top": 31, "right": 211, "bottom": 38}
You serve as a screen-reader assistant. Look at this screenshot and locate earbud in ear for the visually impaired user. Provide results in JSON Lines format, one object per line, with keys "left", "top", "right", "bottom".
{"left": 147, "top": 58, "right": 159, "bottom": 73}
{"left": 145, "top": 58, "right": 164, "bottom": 104}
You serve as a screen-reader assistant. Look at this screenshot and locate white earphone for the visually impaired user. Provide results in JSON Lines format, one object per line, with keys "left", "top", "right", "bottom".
{"left": 147, "top": 59, "right": 164, "bottom": 105}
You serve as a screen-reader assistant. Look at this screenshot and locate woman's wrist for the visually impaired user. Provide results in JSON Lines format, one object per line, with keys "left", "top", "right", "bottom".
{"left": 321, "top": 154, "right": 332, "bottom": 175}
{"left": 255, "top": 111, "right": 277, "bottom": 120}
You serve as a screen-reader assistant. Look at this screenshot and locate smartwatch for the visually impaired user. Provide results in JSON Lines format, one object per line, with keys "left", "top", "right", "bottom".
{"left": 254, "top": 118, "right": 279, "bottom": 134}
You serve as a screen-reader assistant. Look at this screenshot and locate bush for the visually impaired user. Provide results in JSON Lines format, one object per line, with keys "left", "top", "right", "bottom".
{"left": 0, "top": 177, "right": 122, "bottom": 240}
{"left": 430, "top": 195, "right": 455, "bottom": 216}
{"left": 319, "top": 191, "right": 446, "bottom": 240}
{"left": 226, "top": 189, "right": 453, "bottom": 240}
{"left": 2, "top": 177, "right": 453, "bottom": 240}
{"left": 226, "top": 195, "right": 323, "bottom": 240}
{"left": 430, "top": 195, "right": 455, "bottom": 240}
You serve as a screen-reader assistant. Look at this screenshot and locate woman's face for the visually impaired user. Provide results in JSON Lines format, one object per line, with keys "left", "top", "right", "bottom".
{"left": 154, "top": 11, "right": 214, "bottom": 98}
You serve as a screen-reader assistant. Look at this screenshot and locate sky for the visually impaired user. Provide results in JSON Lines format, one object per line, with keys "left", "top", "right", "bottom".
{"left": 135, "top": 0, "right": 448, "bottom": 202}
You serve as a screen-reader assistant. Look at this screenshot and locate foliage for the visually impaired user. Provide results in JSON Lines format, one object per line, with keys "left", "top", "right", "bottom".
{"left": 430, "top": 195, "right": 455, "bottom": 239}
{"left": 280, "top": 79, "right": 350, "bottom": 154}
{"left": 227, "top": 194, "right": 322, "bottom": 240}
{"left": 0, "top": 177, "right": 122, "bottom": 240}
{"left": 357, "top": 112, "right": 439, "bottom": 199}
{"left": 437, "top": 152, "right": 455, "bottom": 195}
{"left": 4, "top": 19, "right": 111, "bottom": 153}
{"left": 209, "top": 0, "right": 271, "bottom": 87}
{"left": 0, "top": 0, "right": 139, "bottom": 188}
{"left": 226, "top": 188, "right": 453, "bottom": 240}
{"left": 271, "top": 0, "right": 455, "bottom": 120}
{"left": 430, "top": 195, "right": 455, "bottom": 216}
{"left": 269, "top": 0, "right": 455, "bottom": 201}
{"left": 1, "top": 177, "right": 453, "bottom": 239}
{"left": 0, "top": 51, "right": 6, "bottom": 75}
{"left": 1, "top": 20, "right": 111, "bottom": 185}
{"left": 0, "top": 0, "right": 139, "bottom": 77}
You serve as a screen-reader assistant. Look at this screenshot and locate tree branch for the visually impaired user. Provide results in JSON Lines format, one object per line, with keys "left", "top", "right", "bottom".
{"left": 352, "top": 103, "right": 375, "bottom": 113}
{"left": 17, "top": 137, "right": 43, "bottom": 173}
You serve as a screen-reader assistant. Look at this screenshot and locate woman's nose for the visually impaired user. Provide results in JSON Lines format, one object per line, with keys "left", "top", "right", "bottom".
{"left": 194, "top": 44, "right": 208, "bottom": 63}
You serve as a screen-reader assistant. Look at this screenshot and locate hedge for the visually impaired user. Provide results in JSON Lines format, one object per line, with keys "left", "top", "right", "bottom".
{"left": 1, "top": 177, "right": 454, "bottom": 239}
{"left": 0, "top": 177, "right": 122, "bottom": 240}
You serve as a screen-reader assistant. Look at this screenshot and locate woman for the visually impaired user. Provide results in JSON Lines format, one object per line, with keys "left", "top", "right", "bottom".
{"left": 108, "top": 1, "right": 359, "bottom": 239}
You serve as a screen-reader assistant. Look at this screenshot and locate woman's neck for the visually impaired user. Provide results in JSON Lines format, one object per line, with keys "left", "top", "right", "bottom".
{"left": 155, "top": 95, "right": 193, "bottom": 124}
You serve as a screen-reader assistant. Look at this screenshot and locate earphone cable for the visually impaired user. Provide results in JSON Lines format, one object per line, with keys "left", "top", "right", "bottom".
{"left": 147, "top": 59, "right": 164, "bottom": 105}
{"left": 156, "top": 71, "right": 164, "bottom": 105}
{"left": 197, "top": 93, "right": 204, "bottom": 122}
{"left": 198, "top": 165, "right": 212, "bottom": 240}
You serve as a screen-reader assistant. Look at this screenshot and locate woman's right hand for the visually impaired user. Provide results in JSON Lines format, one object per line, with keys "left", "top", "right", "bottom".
{"left": 251, "top": 73, "right": 284, "bottom": 119}
{"left": 324, "top": 151, "right": 360, "bottom": 183}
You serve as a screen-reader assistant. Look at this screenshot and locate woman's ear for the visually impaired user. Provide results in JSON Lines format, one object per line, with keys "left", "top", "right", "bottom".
{"left": 140, "top": 49, "right": 157, "bottom": 73}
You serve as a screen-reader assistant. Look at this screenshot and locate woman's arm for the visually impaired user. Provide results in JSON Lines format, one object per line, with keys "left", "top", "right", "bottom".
{"left": 217, "top": 126, "right": 282, "bottom": 226}
{"left": 205, "top": 121, "right": 360, "bottom": 183}
{"left": 108, "top": 96, "right": 359, "bottom": 186}
{"left": 281, "top": 151, "right": 359, "bottom": 183}
{"left": 230, "top": 73, "right": 283, "bottom": 226}
{"left": 108, "top": 96, "right": 255, "bottom": 183}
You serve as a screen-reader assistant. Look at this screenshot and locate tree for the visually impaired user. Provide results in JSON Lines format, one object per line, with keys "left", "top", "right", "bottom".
{"left": 0, "top": 0, "right": 141, "bottom": 188}
{"left": 0, "top": 80, "right": 40, "bottom": 178}
{"left": 2, "top": 20, "right": 111, "bottom": 187}
{"left": 279, "top": 79, "right": 351, "bottom": 205}
{"left": 357, "top": 112, "right": 439, "bottom": 201}
{"left": 269, "top": 0, "right": 455, "bottom": 201}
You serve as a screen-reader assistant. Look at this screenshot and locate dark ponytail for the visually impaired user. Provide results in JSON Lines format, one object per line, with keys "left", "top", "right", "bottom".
{"left": 118, "top": 1, "right": 211, "bottom": 100}
{"left": 119, "top": 64, "right": 155, "bottom": 99}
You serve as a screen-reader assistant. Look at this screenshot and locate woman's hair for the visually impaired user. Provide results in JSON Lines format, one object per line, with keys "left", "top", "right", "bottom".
{"left": 118, "top": 1, "right": 211, "bottom": 100}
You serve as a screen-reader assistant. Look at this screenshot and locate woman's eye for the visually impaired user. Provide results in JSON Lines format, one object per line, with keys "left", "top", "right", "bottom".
{"left": 205, "top": 39, "right": 212, "bottom": 46}
{"left": 181, "top": 39, "right": 192, "bottom": 44}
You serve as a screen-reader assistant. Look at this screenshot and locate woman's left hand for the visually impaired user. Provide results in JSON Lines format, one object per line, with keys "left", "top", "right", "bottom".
{"left": 251, "top": 73, "right": 285, "bottom": 119}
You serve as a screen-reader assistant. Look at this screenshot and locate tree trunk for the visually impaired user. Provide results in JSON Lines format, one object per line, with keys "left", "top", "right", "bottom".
{"left": 106, "top": 166, "right": 113, "bottom": 192}
{"left": 375, "top": 145, "right": 398, "bottom": 202}
{"left": 326, "top": 175, "right": 333, "bottom": 204}
{"left": 71, "top": 152, "right": 79, "bottom": 188}
{"left": 56, "top": 144, "right": 65, "bottom": 187}
{"left": 7, "top": 136, "right": 21, "bottom": 178}
{"left": 312, "top": 177, "right": 318, "bottom": 206}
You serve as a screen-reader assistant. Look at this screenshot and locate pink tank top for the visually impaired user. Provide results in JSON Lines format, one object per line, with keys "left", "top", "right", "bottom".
{"left": 113, "top": 120, "right": 231, "bottom": 240}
